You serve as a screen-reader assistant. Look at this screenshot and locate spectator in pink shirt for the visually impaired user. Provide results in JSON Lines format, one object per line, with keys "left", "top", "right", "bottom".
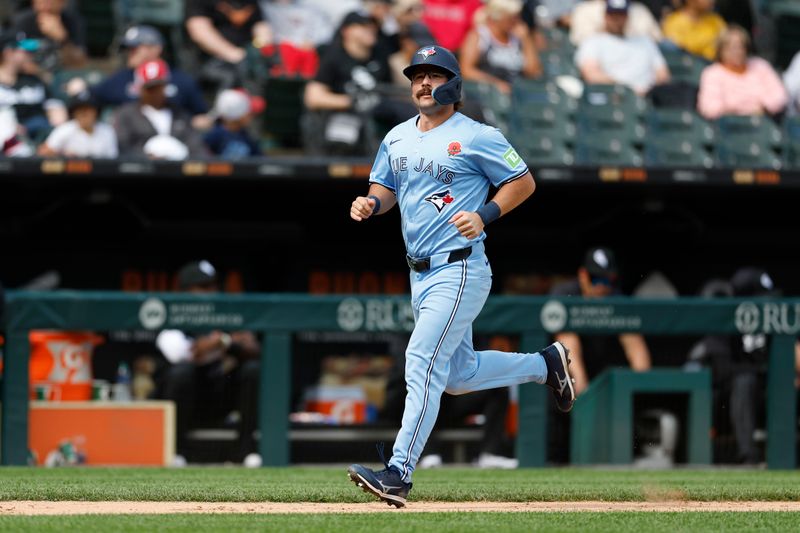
{"left": 697, "top": 25, "right": 788, "bottom": 120}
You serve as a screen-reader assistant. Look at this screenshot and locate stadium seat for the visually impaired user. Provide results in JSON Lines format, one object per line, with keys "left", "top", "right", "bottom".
{"left": 540, "top": 27, "right": 574, "bottom": 55}
{"left": 509, "top": 79, "right": 577, "bottom": 143}
{"left": 511, "top": 79, "right": 578, "bottom": 115}
{"left": 659, "top": 46, "right": 709, "bottom": 86}
{"left": 541, "top": 49, "right": 580, "bottom": 79}
{"left": 715, "top": 115, "right": 783, "bottom": 148}
{"left": 581, "top": 84, "right": 648, "bottom": 118}
{"left": 784, "top": 141, "right": 800, "bottom": 169}
{"left": 574, "top": 138, "right": 643, "bottom": 166}
{"left": 576, "top": 104, "right": 645, "bottom": 143}
{"left": 512, "top": 136, "right": 574, "bottom": 167}
{"left": 262, "top": 77, "right": 308, "bottom": 149}
{"left": 508, "top": 109, "right": 577, "bottom": 144}
{"left": 714, "top": 137, "right": 782, "bottom": 169}
{"left": 643, "top": 134, "right": 714, "bottom": 168}
{"left": 781, "top": 117, "right": 800, "bottom": 169}
{"left": 462, "top": 81, "right": 511, "bottom": 130}
{"left": 784, "top": 115, "right": 800, "bottom": 141}
{"left": 645, "top": 109, "right": 714, "bottom": 145}
{"left": 764, "top": 0, "right": 800, "bottom": 69}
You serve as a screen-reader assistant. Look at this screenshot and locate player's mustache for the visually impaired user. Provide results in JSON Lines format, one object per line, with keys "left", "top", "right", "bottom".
{"left": 416, "top": 88, "right": 432, "bottom": 98}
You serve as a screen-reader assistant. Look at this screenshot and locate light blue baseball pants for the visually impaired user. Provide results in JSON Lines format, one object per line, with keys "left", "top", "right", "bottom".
{"left": 389, "top": 242, "right": 549, "bottom": 482}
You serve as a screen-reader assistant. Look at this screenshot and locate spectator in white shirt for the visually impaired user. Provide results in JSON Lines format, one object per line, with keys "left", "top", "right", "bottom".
{"left": 575, "top": 0, "right": 670, "bottom": 96}
{"left": 570, "top": 0, "right": 661, "bottom": 46}
{"left": 38, "top": 90, "right": 118, "bottom": 158}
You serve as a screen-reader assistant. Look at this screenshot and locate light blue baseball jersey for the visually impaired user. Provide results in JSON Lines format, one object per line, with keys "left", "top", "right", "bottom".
{"left": 369, "top": 112, "right": 528, "bottom": 258}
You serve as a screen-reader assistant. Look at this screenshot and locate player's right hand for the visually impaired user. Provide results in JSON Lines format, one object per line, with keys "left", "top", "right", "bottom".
{"left": 350, "top": 196, "right": 376, "bottom": 222}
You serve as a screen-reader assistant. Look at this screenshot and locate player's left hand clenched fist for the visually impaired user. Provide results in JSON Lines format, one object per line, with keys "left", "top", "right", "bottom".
{"left": 449, "top": 211, "right": 484, "bottom": 240}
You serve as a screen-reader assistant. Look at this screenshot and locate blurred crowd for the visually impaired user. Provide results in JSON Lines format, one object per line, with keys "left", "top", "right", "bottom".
{"left": 1, "top": 0, "right": 800, "bottom": 162}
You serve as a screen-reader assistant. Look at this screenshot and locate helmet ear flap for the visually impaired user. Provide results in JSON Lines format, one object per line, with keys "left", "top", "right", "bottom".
{"left": 432, "top": 76, "right": 462, "bottom": 106}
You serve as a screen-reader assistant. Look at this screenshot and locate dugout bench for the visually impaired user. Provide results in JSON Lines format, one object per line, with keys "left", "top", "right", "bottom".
{"left": 2, "top": 292, "right": 797, "bottom": 469}
{"left": 186, "top": 426, "right": 482, "bottom": 464}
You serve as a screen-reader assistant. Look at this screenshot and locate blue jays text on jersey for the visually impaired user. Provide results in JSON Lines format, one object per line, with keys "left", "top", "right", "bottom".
{"left": 369, "top": 112, "right": 529, "bottom": 259}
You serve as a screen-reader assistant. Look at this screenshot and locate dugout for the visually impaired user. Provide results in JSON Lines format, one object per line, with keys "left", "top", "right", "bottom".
{"left": 2, "top": 292, "right": 797, "bottom": 469}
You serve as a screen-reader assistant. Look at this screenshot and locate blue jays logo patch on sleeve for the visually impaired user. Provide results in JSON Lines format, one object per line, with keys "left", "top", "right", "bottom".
{"left": 424, "top": 190, "right": 455, "bottom": 213}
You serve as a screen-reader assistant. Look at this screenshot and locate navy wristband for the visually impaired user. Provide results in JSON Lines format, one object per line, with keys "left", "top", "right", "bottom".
{"left": 367, "top": 195, "right": 381, "bottom": 215}
{"left": 476, "top": 201, "right": 501, "bottom": 225}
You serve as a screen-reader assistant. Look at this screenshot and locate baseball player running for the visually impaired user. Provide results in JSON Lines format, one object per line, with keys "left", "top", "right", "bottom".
{"left": 347, "top": 45, "right": 575, "bottom": 508}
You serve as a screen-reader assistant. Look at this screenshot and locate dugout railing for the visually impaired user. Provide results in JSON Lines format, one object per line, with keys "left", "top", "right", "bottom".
{"left": 1, "top": 292, "right": 797, "bottom": 468}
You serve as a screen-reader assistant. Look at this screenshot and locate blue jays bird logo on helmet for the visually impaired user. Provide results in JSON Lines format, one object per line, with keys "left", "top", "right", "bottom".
{"left": 418, "top": 46, "right": 437, "bottom": 60}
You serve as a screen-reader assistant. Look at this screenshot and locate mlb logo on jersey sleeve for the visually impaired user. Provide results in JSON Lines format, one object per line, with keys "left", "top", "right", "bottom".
{"left": 503, "top": 147, "right": 522, "bottom": 168}
{"left": 425, "top": 190, "right": 454, "bottom": 213}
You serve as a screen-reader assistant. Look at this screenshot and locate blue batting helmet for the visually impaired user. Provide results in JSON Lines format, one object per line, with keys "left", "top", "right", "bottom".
{"left": 402, "top": 45, "right": 462, "bottom": 106}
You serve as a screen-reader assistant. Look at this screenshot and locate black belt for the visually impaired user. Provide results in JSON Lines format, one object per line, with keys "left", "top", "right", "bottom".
{"left": 406, "top": 246, "right": 472, "bottom": 273}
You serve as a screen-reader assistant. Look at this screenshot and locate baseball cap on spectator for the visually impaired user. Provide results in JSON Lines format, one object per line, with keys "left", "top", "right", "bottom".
{"left": 134, "top": 59, "right": 170, "bottom": 90}
{"left": 339, "top": 11, "right": 379, "bottom": 32}
{"left": 122, "top": 25, "right": 164, "bottom": 48}
{"left": 606, "top": 0, "right": 630, "bottom": 13}
{"left": 177, "top": 260, "right": 218, "bottom": 290}
{"left": 583, "top": 246, "right": 619, "bottom": 283}
{"left": 67, "top": 90, "right": 98, "bottom": 113}
{"left": 0, "top": 31, "right": 39, "bottom": 52}
{"left": 212, "top": 88, "right": 266, "bottom": 121}
{"left": 730, "top": 267, "right": 780, "bottom": 297}
{"left": 405, "top": 22, "right": 437, "bottom": 47}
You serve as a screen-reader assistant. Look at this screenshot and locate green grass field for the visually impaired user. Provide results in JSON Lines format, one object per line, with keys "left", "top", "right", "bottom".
{"left": 3, "top": 512, "right": 800, "bottom": 533}
{"left": 1, "top": 467, "right": 799, "bottom": 502}
{"left": 1, "top": 467, "right": 799, "bottom": 532}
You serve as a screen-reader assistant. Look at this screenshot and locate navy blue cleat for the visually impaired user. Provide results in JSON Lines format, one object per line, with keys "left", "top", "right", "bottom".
{"left": 542, "top": 341, "right": 576, "bottom": 413}
{"left": 347, "top": 463, "right": 412, "bottom": 508}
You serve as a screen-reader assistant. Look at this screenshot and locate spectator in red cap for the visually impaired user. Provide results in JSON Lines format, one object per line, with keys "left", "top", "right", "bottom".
{"left": 113, "top": 59, "right": 207, "bottom": 159}
{"left": 203, "top": 88, "right": 264, "bottom": 159}
{"left": 90, "top": 25, "right": 208, "bottom": 118}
